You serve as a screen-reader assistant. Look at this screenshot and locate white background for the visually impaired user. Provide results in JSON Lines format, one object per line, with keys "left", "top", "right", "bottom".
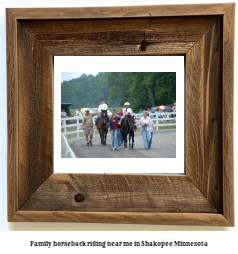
{"left": 55, "top": 56, "right": 184, "bottom": 173}
{"left": 0, "top": 0, "right": 237, "bottom": 253}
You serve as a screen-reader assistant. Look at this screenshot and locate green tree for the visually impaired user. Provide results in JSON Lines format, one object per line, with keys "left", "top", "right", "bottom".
{"left": 108, "top": 72, "right": 132, "bottom": 106}
{"left": 61, "top": 72, "right": 120, "bottom": 109}
{"left": 61, "top": 72, "right": 175, "bottom": 111}
{"left": 128, "top": 72, "right": 176, "bottom": 111}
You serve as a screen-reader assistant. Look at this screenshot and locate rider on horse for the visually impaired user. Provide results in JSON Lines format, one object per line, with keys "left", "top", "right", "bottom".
{"left": 94, "top": 97, "right": 108, "bottom": 130}
{"left": 123, "top": 102, "right": 133, "bottom": 116}
{"left": 121, "top": 102, "right": 136, "bottom": 124}
{"left": 120, "top": 102, "right": 136, "bottom": 149}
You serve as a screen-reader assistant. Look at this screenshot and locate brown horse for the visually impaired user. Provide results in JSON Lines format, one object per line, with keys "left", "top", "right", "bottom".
{"left": 97, "top": 109, "right": 109, "bottom": 145}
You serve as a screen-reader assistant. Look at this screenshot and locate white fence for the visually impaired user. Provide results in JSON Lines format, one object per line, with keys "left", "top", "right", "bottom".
{"left": 61, "top": 112, "right": 176, "bottom": 139}
{"left": 61, "top": 133, "right": 76, "bottom": 158}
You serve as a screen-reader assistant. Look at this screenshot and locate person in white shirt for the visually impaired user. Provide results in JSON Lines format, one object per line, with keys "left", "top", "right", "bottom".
{"left": 121, "top": 102, "right": 136, "bottom": 125}
{"left": 94, "top": 97, "right": 108, "bottom": 127}
{"left": 75, "top": 108, "right": 82, "bottom": 116}
{"left": 122, "top": 102, "right": 133, "bottom": 116}
{"left": 147, "top": 108, "right": 152, "bottom": 114}
{"left": 98, "top": 98, "right": 108, "bottom": 112}
{"left": 148, "top": 116, "right": 155, "bottom": 149}
{"left": 61, "top": 109, "right": 67, "bottom": 118}
{"left": 75, "top": 108, "right": 83, "bottom": 123}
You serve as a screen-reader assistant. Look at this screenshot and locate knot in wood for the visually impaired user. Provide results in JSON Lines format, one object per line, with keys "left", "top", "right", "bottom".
{"left": 74, "top": 193, "right": 85, "bottom": 202}
{"left": 140, "top": 40, "right": 147, "bottom": 51}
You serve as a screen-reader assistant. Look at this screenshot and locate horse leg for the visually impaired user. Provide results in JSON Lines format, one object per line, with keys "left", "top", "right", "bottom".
{"left": 124, "top": 134, "right": 127, "bottom": 150}
{"left": 132, "top": 131, "right": 134, "bottom": 149}
{"left": 102, "top": 131, "right": 105, "bottom": 146}
{"left": 101, "top": 130, "right": 104, "bottom": 145}
{"left": 105, "top": 131, "right": 107, "bottom": 146}
{"left": 103, "top": 130, "right": 106, "bottom": 146}
{"left": 129, "top": 133, "right": 131, "bottom": 149}
{"left": 99, "top": 128, "right": 103, "bottom": 145}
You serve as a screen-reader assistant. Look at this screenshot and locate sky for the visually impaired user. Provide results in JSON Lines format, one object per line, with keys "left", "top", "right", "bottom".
{"left": 61, "top": 72, "right": 99, "bottom": 83}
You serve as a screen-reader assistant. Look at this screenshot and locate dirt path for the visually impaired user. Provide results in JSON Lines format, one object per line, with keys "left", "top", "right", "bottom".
{"left": 68, "top": 129, "right": 176, "bottom": 158}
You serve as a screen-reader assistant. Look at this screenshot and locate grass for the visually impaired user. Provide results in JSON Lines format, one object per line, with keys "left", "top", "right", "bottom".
{"left": 69, "top": 109, "right": 77, "bottom": 116}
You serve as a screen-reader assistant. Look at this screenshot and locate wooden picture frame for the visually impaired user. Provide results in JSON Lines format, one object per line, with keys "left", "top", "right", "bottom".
{"left": 7, "top": 3, "right": 234, "bottom": 226}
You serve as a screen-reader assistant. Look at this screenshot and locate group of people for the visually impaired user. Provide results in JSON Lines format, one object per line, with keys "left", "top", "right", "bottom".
{"left": 81, "top": 98, "right": 155, "bottom": 151}
{"left": 137, "top": 103, "right": 176, "bottom": 121}
{"left": 138, "top": 108, "right": 152, "bottom": 114}
{"left": 62, "top": 99, "right": 176, "bottom": 151}
{"left": 109, "top": 105, "right": 155, "bottom": 151}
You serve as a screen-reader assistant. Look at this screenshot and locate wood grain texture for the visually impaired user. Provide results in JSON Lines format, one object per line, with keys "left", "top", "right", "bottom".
{"left": 38, "top": 41, "right": 193, "bottom": 56}
{"left": 11, "top": 211, "right": 232, "bottom": 226}
{"left": 20, "top": 16, "right": 218, "bottom": 34}
{"left": 8, "top": 3, "right": 233, "bottom": 19}
{"left": 17, "top": 23, "right": 54, "bottom": 208}
{"left": 222, "top": 4, "right": 235, "bottom": 226}
{"left": 7, "top": 9, "right": 18, "bottom": 221}
{"left": 19, "top": 17, "right": 218, "bottom": 56}
{"left": 20, "top": 174, "right": 217, "bottom": 213}
{"left": 186, "top": 18, "right": 223, "bottom": 212}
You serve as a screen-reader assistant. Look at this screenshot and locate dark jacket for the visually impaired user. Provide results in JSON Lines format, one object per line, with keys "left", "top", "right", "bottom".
{"left": 109, "top": 116, "right": 121, "bottom": 131}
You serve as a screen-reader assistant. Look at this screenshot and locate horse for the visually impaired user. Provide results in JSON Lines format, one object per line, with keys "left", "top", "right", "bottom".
{"left": 97, "top": 109, "right": 109, "bottom": 145}
{"left": 121, "top": 113, "right": 136, "bottom": 150}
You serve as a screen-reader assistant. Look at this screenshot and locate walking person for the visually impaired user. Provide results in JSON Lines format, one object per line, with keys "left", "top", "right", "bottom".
{"left": 117, "top": 109, "right": 124, "bottom": 146}
{"left": 134, "top": 111, "right": 153, "bottom": 151}
{"left": 112, "top": 109, "right": 123, "bottom": 146}
{"left": 82, "top": 108, "right": 99, "bottom": 146}
{"left": 148, "top": 113, "right": 155, "bottom": 149}
{"left": 109, "top": 112, "right": 121, "bottom": 150}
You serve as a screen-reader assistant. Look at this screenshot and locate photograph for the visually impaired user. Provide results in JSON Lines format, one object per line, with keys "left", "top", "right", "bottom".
{"left": 61, "top": 72, "right": 177, "bottom": 159}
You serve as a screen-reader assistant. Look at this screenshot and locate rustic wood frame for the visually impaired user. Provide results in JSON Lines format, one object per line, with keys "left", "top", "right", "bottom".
{"left": 7, "top": 4, "right": 234, "bottom": 226}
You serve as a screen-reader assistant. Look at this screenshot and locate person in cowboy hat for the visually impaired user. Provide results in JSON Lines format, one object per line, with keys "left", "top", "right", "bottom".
{"left": 94, "top": 97, "right": 108, "bottom": 129}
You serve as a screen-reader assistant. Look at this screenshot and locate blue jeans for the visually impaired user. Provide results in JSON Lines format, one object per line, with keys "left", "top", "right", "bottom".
{"left": 117, "top": 128, "right": 123, "bottom": 144}
{"left": 111, "top": 129, "right": 118, "bottom": 148}
{"left": 141, "top": 127, "right": 151, "bottom": 148}
{"left": 148, "top": 131, "right": 153, "bottom": 148}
